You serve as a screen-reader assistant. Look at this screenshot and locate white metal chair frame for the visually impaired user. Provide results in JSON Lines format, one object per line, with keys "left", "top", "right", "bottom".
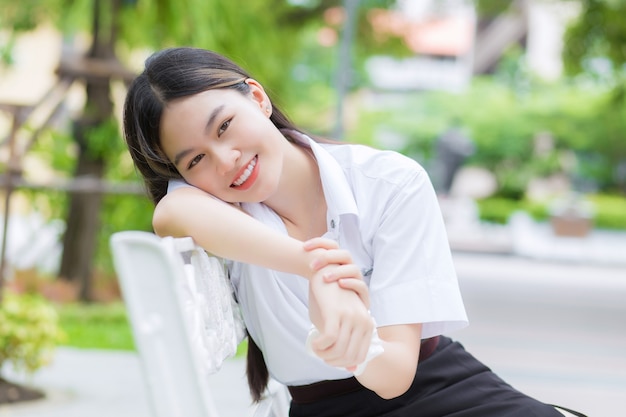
{"left": 110, "top": 231, "right": 289, "bottom": 417}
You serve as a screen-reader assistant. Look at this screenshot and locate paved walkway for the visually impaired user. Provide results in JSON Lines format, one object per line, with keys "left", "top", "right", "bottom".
{"left": 0, "top": 349, "right": 252, "bottom": 417}
{"left": 1, "top": 208, "right": 625, "bottom": 416}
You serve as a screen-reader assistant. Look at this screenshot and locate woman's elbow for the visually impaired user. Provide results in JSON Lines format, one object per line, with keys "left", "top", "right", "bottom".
{"left": 375, "top": 372, "right": 415, "bottom": 400}
{"left": 152, "top": 205, "right": 168, "bottom": 236}
{"left": 152, "top": 195, "right": 178, "bottom": 237}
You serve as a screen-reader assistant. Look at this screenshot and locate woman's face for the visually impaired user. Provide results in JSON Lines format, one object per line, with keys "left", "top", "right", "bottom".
{"left": 159, "top": 80, "right": 287, "bottom": 203}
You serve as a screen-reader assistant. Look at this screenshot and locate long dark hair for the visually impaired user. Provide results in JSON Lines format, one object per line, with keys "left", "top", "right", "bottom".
{"left": 122, "top": 47, "right": 297, "bottom": 401}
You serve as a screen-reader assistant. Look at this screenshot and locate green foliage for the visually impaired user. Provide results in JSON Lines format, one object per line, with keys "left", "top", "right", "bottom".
{"left": 28, "top": 120, "right": 154, "bottom": 275}
{"left": 84, "top": 118, "right": 126, "bottom": 160}
{"left": 563, "top": 0, "right": 626, "bottom": 77}
{"left": 95, "top": 125, "right": 154, "bottom": 273}
{"left": 348, "top": 71, "right": 625, "bottom": 197}
{"left": 476, "top": 197, "right": 550, "bottom": 224}
{"left": 588, "top": 194, "right": 626, "bottom": 229}
{"left": 0, "top": 0, "right": 59, "bottom": 31}
{"left": 97, "top": 193, "right": 154, "bottom": 274}
{"left": 475, "top": 197, "right": 521, "bottom": 224}
{"left": 0, "top": 292, "right": 64, "bottom": 373}
{"left": 56, "top": 302, "right": 135, "bottom": 350}
{"left": 473, "top": 0, "right": 515, "bottom": 16}
{"left": 117, "top": 0, "right": 322, "bottom": 103}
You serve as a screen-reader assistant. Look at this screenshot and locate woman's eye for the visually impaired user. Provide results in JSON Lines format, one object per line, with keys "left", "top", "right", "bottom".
{"left": 218, "top": 119, "right": 231, "bottom": 136}
{"left": 188, "top": 154, "right": 204, "bottom": 169}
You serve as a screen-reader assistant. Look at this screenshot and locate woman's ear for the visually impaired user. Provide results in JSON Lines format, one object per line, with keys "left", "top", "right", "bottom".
{"left": 245, "top": 78, "right": 272, "bottom": 117}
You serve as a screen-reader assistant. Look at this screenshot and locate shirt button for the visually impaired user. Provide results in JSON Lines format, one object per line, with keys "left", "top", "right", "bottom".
{"left": 330, "top": 219, "right": 336, "bottom": 229}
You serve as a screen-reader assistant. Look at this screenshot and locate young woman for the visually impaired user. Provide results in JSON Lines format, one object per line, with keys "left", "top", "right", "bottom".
{"left": 123, "top": 47, "right": 565, "bottom": 416}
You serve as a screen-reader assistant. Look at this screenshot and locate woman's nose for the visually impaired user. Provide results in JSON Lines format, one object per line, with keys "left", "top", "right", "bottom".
{"left": 212, "top": 145, "right": 240, "bottom": 176}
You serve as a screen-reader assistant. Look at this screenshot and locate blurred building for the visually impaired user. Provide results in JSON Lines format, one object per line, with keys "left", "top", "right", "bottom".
{"left": 366, "top": 0, "right": 580, "bottom": 92}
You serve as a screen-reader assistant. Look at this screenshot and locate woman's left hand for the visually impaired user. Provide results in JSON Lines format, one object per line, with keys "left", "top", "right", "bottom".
{"left": 304, "top": 238, "right": 374, "bottom": 369}
{"left": 308, "top": 269, "right": 373, "bottom": 370}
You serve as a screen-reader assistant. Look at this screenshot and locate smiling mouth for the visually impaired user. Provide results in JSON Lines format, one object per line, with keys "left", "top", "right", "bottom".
{"left": 231, "top": 156, "right": 258, "bottom": 187}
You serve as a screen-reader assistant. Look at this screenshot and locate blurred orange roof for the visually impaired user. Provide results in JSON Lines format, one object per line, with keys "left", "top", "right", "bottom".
{"left": 405, "top": 15, "right": 474, "bottom": 56}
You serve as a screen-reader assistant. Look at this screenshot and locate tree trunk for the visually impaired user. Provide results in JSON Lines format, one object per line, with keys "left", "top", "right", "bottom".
{"left": 58, "top": 187, "right": 101, "bottom": 301}
{"left": 57, "top": 121, "right": 107, "bottom": 301}
{"left": 58, "top": 0, "right": 119, "bottom": 302}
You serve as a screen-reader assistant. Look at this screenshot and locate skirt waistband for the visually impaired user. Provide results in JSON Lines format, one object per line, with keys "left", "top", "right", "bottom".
{"left": 288, "top": 336, "right": 440, "bottom": 405}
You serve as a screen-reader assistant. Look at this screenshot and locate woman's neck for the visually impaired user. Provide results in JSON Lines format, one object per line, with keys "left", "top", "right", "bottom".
{"left": 265, "top": 143, "right": 327, "bottom": 241}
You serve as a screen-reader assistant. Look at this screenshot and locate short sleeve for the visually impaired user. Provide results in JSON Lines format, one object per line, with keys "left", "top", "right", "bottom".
{"left": 168, "top": 179, "right": 193, "bottom": 193}
{"left": 368, "top": 168, "right": 468, "bottom": 338}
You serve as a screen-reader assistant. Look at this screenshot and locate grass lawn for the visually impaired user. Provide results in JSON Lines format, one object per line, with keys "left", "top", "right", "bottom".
{"left": 55, "top": 301, "right": 248, "bottom": 357}
{"left": 55, "top": 302, "right": 136, "bottom": 351}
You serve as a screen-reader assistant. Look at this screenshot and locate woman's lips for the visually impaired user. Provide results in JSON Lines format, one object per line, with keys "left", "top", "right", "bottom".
{"left": 231, "top": 156, "right": 259, "bottom": 190}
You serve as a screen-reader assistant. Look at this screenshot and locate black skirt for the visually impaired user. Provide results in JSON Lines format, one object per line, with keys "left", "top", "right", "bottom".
{"left": 289, "top": 336, "right": 564, "bottom": 417}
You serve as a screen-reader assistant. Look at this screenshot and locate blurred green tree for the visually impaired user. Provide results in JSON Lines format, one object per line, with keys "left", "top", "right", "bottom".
{"left": 562, "top": 0, "right": 626, "bottom": 192}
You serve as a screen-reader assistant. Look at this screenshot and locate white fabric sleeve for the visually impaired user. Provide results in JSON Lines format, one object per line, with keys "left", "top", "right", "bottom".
{"left": 167, "top": 179, "right": 193, "bottom": 193}
{"left": 368, "top": 168, "right": 468, "bottom": 338}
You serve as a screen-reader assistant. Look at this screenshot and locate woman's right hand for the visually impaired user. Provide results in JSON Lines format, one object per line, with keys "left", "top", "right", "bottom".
{"left": 303, "top": 237, "right": 369, "bottom": 307}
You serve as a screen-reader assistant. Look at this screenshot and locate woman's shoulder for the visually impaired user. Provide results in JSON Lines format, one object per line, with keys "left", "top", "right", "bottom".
{"left": 323, "top": 142, "right": 425, "bottom": 184}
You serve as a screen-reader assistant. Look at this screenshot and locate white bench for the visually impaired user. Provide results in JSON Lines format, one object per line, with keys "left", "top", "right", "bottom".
{"left": 110, "top": 231, "right": 290, "bottom": 417}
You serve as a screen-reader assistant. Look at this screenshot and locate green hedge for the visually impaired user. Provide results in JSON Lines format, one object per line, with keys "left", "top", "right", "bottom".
{"left": 0, "top": 292, "right": 63, "bottom": 373}
{"left": 476, "top": 194, "right": 626, "bottom": 230}
{"left": 588, "top": 194, "right": 626, "bottom": 230}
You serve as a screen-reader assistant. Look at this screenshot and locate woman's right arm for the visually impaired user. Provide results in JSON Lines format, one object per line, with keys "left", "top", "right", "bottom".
{"left": 153, "top": 187, "right": 317, "bottom": 279}
{"left": 154, "top": 187, "right": 374, "bottom": 367}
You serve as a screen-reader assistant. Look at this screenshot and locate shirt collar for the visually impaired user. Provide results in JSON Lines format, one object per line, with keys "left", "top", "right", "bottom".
{"left": 282, "top": 130, "right": 359, "bottom": 222}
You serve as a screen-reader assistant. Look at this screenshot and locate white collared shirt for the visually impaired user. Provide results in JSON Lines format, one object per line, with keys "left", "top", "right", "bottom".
{"left": 168, "top": 133, "right": 468, "bottom": 385}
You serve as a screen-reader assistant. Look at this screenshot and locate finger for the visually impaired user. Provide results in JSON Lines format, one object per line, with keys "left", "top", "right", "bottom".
{"left": 345, "top": 329, "right": 368, "bottom": 369}
{"left": 312, "top": 318, "right": 340, "bottom": 351}
{"left": 334, "top": 319, "right": 373, "bottom": 369}
{"left": 315, "top": 317, "right": 357, "bottom": 365}
{"left": 322, "top": 322, "right": 370, "bottom": 369}
{"left": 303, "top": 237, "right": 339, "bottom": 251}
{"left": 314, "top": 324, "right": 350, "bottom": 364}
{"left": 338, "top": 278, "right": 370, "bottom": 308}
{"left": 311, "top": 250, "right": 354, "bottom": 271}
{"left": 310, "top": 250, "right": 354, "bottom": 272}
{"left": 322, "top": 264, "right": 362, "bottom": 283}
{"left": 312, "top": 332, "right": 336, "bottom": 352}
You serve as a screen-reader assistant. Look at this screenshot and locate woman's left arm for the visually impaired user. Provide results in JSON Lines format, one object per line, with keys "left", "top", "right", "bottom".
{"left": 308, "top": 160, "right": 464, "bottom": 398}
{"left": 355, "top": 323, "right": 422, "bottom": 399}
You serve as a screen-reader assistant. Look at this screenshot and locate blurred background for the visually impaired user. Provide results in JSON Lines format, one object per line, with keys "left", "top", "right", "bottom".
{"left": 0, "top": 0, "right": 624, "bottom": 416}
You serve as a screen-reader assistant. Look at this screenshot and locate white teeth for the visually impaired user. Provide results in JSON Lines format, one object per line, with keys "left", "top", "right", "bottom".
{"left": 232, "top": 157, "right": 257, "bottom": 187}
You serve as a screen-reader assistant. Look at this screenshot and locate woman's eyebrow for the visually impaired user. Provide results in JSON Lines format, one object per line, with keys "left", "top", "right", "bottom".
{"left": 173, "top": 149, "right": 193, "bottom": 167}
{"left": 204, "top": 104, "right": 225, "bottom": 134}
